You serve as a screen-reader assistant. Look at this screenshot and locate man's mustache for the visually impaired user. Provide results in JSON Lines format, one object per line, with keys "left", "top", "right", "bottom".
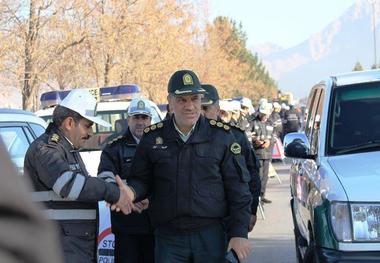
{"left": 82, "top": 135, "right": 91, "bottom": 140}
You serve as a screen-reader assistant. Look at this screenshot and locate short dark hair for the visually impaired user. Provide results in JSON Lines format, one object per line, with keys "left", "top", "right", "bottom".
{"left": 52, "top": 105, "right": 83, "bottom": 126}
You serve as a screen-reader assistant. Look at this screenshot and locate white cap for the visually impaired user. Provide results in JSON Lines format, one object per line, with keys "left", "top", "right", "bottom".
{"left": 258, "top": 102, "right": 271, "bottom": 115}
{"left": 259, "top": 98, "right": 268, "bottom": 105}
{"left": 240, "top": 97, "right": 252, "bottom": 108}
{"left": 59, "top": 89, "right": 111, "bottom": 127}
{"left": 219, "top": 100, "right": 232, "bottom": 112}
{"left": 128, "top": 98, "right": 152, "bottom": 117}
{"left": 273, "top": 102, "right": 281, "bottom": 109}
{"left": 230, "top": 100, "right": 241, "bottom": 113}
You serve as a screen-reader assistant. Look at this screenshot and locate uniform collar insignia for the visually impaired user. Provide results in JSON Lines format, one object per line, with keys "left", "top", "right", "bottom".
{"left": 51, "top": 133, "right": 60, "bottom": 142}
{"left": 155, "top": 137, "right": 163, "bottom": 145}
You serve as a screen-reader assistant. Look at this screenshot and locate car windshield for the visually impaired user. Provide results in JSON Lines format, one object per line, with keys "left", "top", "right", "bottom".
{"left": 328, "top": 82, "right": 380, "bottom": 155}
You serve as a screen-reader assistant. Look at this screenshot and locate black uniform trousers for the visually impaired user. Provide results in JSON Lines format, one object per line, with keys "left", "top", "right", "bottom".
{"left": 154, "top": 223, "right": 226, "bottom": 263}
{"left": 114, "top": 233, "right": 154, "bottom": 263}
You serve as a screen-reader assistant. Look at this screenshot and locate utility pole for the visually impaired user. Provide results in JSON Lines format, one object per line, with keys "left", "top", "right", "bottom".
{"left": 369, "top": 0, "right": 378, "bottom": 68}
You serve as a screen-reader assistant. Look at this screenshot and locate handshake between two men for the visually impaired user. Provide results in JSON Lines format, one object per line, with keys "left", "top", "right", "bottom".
{"left": 108, "top": 175, "right": 146, "bottom": 215}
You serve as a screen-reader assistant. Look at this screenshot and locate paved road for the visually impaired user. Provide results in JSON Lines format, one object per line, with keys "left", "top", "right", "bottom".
{"left": 244, "top": 161, "right": 297, "bottom": 263}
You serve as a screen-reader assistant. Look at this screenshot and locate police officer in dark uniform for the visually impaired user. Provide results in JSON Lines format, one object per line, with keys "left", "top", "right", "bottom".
{"left": 283, "top": 103, "right": 301, "bottom": 136}
{"left": 117, "top": 70, "right": 252, "bottom": 262}
{"left": 24, "top": 89, "right": 132, "bottom": 263}
{"left": 269, "top": 102, "right": 283, "bottom": 141}
{"left": 98, "top": 98, "right": 154, "bottom": 263}
{"left": 201, "top": 84, "right": 261, "bottom": 231}
{"left": 251, "top": 102, "right": 276, "bottom": 204}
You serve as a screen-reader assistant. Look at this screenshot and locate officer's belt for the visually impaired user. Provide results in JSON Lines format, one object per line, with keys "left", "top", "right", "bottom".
{"left": 30, "top": 190, "right": 73, "bottom": 202}
{"left": 44, "top": 209, "right": 97, "bottom": 220}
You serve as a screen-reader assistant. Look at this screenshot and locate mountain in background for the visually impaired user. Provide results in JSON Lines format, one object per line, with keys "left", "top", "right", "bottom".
{"left": 256, "top": 0, "right": 377, "bottom": 99}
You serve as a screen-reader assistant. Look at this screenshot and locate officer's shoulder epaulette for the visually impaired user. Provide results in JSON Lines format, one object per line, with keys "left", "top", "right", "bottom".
{"left": 107, "top": 135, "right": 124, "bottom": 146}
{"left": 144, "top": 121, "right": 164, "bottom": 134}
{"left": 209, "top": 119, "right": 230, "bottom": 132}
{"left": 229, "top": 123, "right": 245, "bottom": 132}
{"left": 49, "top": 133, "right": 60, "bottom": 144}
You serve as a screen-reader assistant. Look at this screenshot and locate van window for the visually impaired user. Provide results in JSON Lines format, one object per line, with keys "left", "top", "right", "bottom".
{"left": 328, "top": 82, "right": 380, "bottom": 155}
{"left": 95, "top": 112, "right": 126, "bottom": 133}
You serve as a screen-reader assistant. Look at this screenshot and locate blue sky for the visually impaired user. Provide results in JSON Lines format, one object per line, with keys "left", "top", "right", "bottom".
{"left": 209, "top": 0, "right": 356, "bottom": 49}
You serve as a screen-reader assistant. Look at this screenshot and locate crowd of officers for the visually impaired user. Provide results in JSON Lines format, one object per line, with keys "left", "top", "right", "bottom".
{"left": 24, "top": 69, "right": 302, "bottom": 263}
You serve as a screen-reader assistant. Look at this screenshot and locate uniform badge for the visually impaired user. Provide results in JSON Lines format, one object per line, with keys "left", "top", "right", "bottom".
{"left": 223, "top": 125, "right": 230, "bottom": 131}
{"left": 157, "top": 122, "right": 163, "bottom": 128}
{"left": 150, "top": 124, "right": 157, "bottom": 130}
{"left": 155, "top": 137, "right": 163, "bottom": 145}
{"left": 137, "top": 100, "right": 145, "bottom": 110}
{"left": 230, "top": 142, "right": 241, "bottom": 154}
{"left": 210, "top": 119, "right": 217, "bottom": 126}
{"left": 217, "top": 122, "right": 223, "bottom": 128}
{"left": 51, "top": 134, "right": 60, "bottom": 142}
{"left": 144, "top": 127, "right": 150, "bottom": 133}
{"left": 183, "top": 73, "right": 194, "bottom": 85}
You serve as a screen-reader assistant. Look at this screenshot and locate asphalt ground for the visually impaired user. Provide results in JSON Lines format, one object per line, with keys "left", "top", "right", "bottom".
{"left": 244, "top": 161, "right": 297, "bottom": 263}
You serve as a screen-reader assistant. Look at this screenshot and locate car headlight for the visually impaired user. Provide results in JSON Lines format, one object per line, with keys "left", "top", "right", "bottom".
{"left": 330, "top": 202, "right": 352, "bottom": 242}
{"left": 351, "top": 203, "right": 380, "bottom": 241}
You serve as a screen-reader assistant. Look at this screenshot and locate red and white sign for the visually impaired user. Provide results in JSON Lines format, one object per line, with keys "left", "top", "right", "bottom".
{"left": 97, "top": 201, "right": 114, "bottom": 263}
{"left": 272, "top": 140, "right": 285, "bottom": 160}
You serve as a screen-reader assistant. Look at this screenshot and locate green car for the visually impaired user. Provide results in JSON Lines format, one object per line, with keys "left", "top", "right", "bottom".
{"left": 284, "top": 69, "right": 380, "bottom": 262}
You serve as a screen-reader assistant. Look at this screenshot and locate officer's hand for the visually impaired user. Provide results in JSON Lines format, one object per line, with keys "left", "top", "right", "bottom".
{"left": 228, "top": 237, "right": 251, "bottom": 261}
{"left": 140, "top": 198, "right": 149, "bottom": 210}
{"left": 248, "top": 214, "right": 257, "bottom": 232}
{"left": 112, "top": 175, "right": 135, "bottom": 215}
{"left": 133, "top": 198, "right": 149, "bottom": 213}
{"left": 263, "top": 140, "right": 270, "bottom": 148}
{"left": 132, "top": 202, "right": 143, "bottom": 213}
{"left": 254, "top": 140, "right": 263, "bottom": 147}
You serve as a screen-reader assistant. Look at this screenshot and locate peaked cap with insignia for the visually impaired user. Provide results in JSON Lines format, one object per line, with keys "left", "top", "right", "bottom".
{"left": 168, "top": 70, "right": 206, "bottom": 96}
{"left": 128, "top": 97, "right": 152, "bottom": 117}
{"left": 201, "top": 84, "right": 220, "bottom": 105}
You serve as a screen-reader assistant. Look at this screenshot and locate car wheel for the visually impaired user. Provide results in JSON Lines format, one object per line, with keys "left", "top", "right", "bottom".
{"left": 303, "top": 239, "right": 317, "bottom": 263}
{"left": 290, "top": 199, "right": 307, "bottom": 263}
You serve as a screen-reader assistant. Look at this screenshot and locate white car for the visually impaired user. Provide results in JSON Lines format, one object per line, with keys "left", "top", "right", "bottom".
{"left": 0, "top": 109, "right": 47, "bottom": 173}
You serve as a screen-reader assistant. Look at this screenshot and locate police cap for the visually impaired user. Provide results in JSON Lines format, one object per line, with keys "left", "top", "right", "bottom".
{"left": 168, "top": 70, "right": 205, "bottom": 96}
{"left": 201, "top": 84, "right": 220, "bottom": 105}
{"left": 128, "top": 98, "right": 152, "bottom": 117}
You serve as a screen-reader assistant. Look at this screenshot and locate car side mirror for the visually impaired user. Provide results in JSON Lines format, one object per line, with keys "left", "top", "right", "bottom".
{"left": 284, "top": 132, "right": 314, "bottom": 159}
